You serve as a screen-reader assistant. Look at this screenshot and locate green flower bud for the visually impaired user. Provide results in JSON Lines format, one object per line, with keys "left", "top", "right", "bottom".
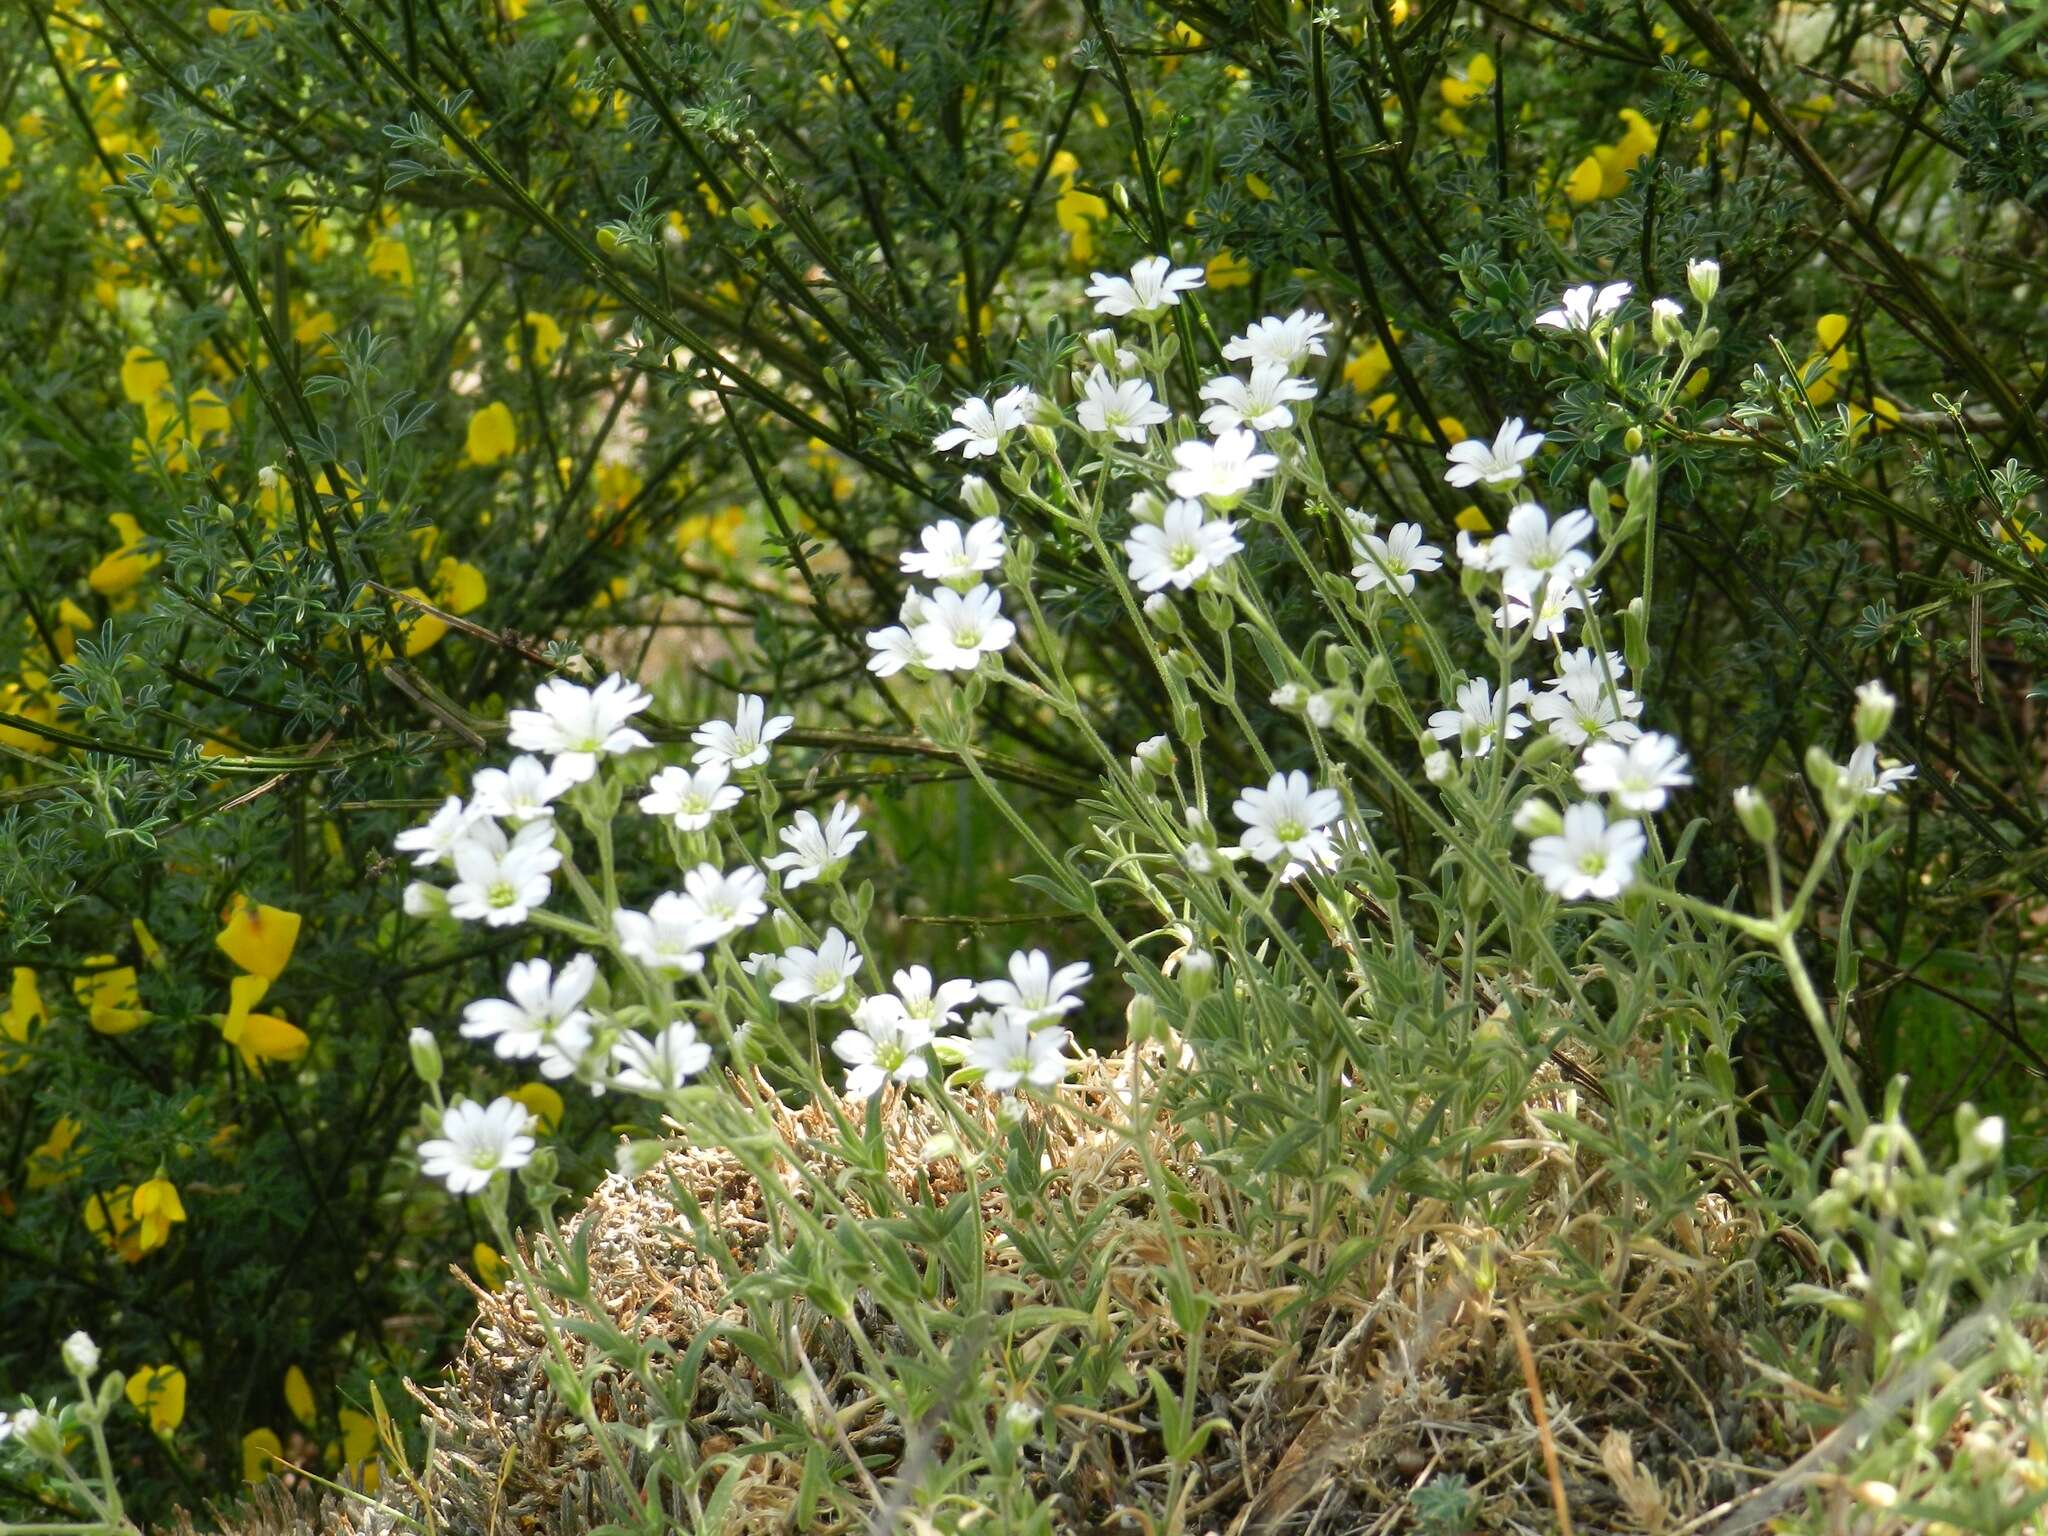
{"left": 1852, "top": 679, "right": 1896, "bottom": 744}
{"left": 408, "top": 1027, "right": 442, "bottom": 1086}
{"left": 1732, "top": 785, "right": 1776, "bottom": 844}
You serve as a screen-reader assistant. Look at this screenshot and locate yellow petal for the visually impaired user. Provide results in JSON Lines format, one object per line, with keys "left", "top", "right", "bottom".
{"left": 216, "top": 897, "right": 301, "bottom": 979}
{"left": 339, "top": 1406, "right": 377, "bottom": 1467}
{"left": 508, "top": 1081, "right": 564, "bottom": 1132}
{"left": 465, "top": 402, "right": 518, "bottom": 466}
{"left": 1564, "top": 153, "right": 1605, "bottom": 205}
{"left": 1815, "top": 312, "right": 1850, "bottom": 351}
{"left": 284, "top": 1366, "right": 317, "bottom": 1427}
{"left": 127, "top": 1365, "right": 187, "bottom": 1434}
{"left": 120, "top": 347, "right": 169, "bottom": 405}
{"left": 243, "top": 1426, "right": 284, "bottom": 1484}
{"left": 431, "top": 558, "right": 487, "bottom": 615}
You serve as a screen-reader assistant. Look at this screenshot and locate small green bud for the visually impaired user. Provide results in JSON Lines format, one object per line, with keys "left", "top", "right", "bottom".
{"left": 1623, "top": 425, "right": 1645, "bottom": 453}
{"left": 1512, "top": 798, "right": 1563, "bottom": 838}
{"left": 408, "top": 1027, "right": 442, "bottom": 1086}
{"left": 1125, "top": 992, "right": 1165, "bottom": 1042}
{"left": 960, "top": 474, "right": 999, "bottom": 521}
{"left": 1732, "top": 785, "right": 1776, "bottom": 844}
{"left": 1687, "top": 258, "right": 1721, "bottom": 306}
{"left": 1178, "top": 947, "right": 1216, "bottom": 1001}
{"left": 615, "top": 1138, "right": 666, "bottom": 1178}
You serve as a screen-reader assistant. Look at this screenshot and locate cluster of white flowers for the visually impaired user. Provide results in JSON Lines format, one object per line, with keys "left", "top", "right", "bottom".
{"left": 866, "top": 484, "right": 1018, "bottom": 678}
{"left": 827, "top": 951, "right": 1088, "bottom": 1098}
{"left": 393, "top": 671, "right": 1091, "bottom": 1195}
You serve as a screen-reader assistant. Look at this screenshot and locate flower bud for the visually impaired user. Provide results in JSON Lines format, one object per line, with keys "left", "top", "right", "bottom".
{"left": 1805, "top": 744, "right": 1843, "bottom": 807}
{"left": 1423, "top": 748, "right": 1454, "bottom": 785}
{"left": 520, "top": 1145, "right": 560, "bottom": 1189}
{"left": 1305, "top": 691, "right": 1337, "bottom": 729}
{"left": 1178, "top": 947, "right": 1216, "bottom": 1001}
{"left": 1622, "top": 425, "right": 1644, "bottom": 453}
{"left": 1625, "top": 454, "right": 1656, "bottom": 509}
{"left": 1270, "top": 683, "right": 1305, "bottom": 713}
{"left": 1687, "top": 258, "right": 1721, "bottom": 306}
{"left": 1125, "top": 992, "right": 1164, "bottom": 1041}
{"left": 1143, "top": 591, "right": 1181, "bottom": 635}
{"left": 61, "top": 1331, "right": 100, "bottom": 1380}
{"left": 1133, "top": 734, "right": 1176, "bottom": 778}
{"left": 1852, "top": 679, "right": 1896, "bottom": 744}
{"left": 1649, "top": 298, "right": 1684, "bottom": 348}
{"left": 614, "top": 1138, "right": 666, "bottom": 1178}
{"left": 1024, "top": 423, "right": 1059, "bottom": 460}
{"left": 1732, "top": 785, "right": 1776, "bottom": 844}
{"left": 408, "top": 1026, "right": 442, "bottom": 1086}
{"left": 1512, "top": 797, "right": 1563, "bottom": 838}
{"left": 959, "top": 475, "right": 999, "bottom": 521}
{"left": 403, "top": 881, "right": 449, "bottom": 918}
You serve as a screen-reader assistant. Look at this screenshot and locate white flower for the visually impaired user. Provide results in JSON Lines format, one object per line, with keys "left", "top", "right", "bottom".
{"left": 832, "top": 1001, "right": 935, "bottom": 1097}
{"left": 1533, "top": 281, "right": 1632, "bottom": 333}
{"left": 418, "top": 1096, "right": 535, "bottom": 1194}
{"left": 1085, "top": 255, "right": 1205, "bottom": 318}
{"left": 1223, "top": 309, "right": 1332, "bottom": 370}
{"left": 979, "top": 950, "right": 1091, "bottom": 1026}
{"left": 403, "top": 881, "right": 449, "bottom": 917}
{"left": 765, "top": 801, "right": 867, "bottom": 887}
{"left": 965, "top": 1014, "right": 1073, "bottom": 1092}
{"left": 1527, "top": 802, "right": 1646, "bottom": 900}
{"left": 1166, "top": 429, "right": 1279, "bottom": 504}
{"left": 1687, "top": 259, "right": 1720, "bottom": 305}
{"left": 610, "top": 1022, "right": 713, "bottom": 1095}
{"left": 692, "top": 693, "right": 794, "bottom": 770}
{"left": 1649, "top": 297, "right": 1685, "bottom": 346}
{"left": 770, "top": 928, "right": 862, "bottom": 1006}
{"left": 394, "top": 795, "right": 479, "bottom": 867}
{"left": 1493, "top": 578, "right": 1591, "bottom": 641}
{"left": 1076, "top": 367, "right": 1170, "bottom": 442}
{"left": 613, "top": 892, "right": 718, "bottom": 975}
{"left": 1427, "top": 677, "right": 1534, "bottom": 759}
{"left": 891, "top": 965, "right": 979, "bottom": 1029}
{"left": 677, "top": 862, "right": 769, "bottom": 939}
{"left": 1443, "top": 417, "right": 1545, "bottom": 489}
{"left": 471, "top": 754, "right": 577, "bottom": 824}
{"left": 866, "top": 620, "right": 933, "bottom": 677}
{"left": 1350, "top": 522, "right": 1443, "bottom": 594}
{"left": 639, "top": 761, "right": 743, "bottom": 830}
{"left": 447, "top": 820, "right": 561, "bottom": 926}
{"left": 1576, "top": 733, "right": 1694, "bottom": 812}
{"left": 1233, "top": 770, "right": 1344, "bottom": 868}
{"left": 911, "top": 583, "right": 1016, "bottom": 671}
{"left": 506, "top": 674, "right": 653, "bottom": 784}
{"left": 461, "top": 954, "right": 597, "bottom": 1061}
{"left": 933, "top": 385, "right": 1037, "bottom": 458}
{"left": 901, "top": 517, "right": 1007, "bottom": 587}
{"left": 1840, "top": 743, "right": 1916, "bottom": 802}
{"left": 1528, "top": 676, "right": 1643, "bottom": 748}
{"left": 1197, "top": 361, "right": 1317, "bottom": 434}
{"left": 1491, "top": 502, "right": 1596, "bottom": 600}
{"left": 0, "top": 1407, "right": 42, "bottom": 1445}
{"left": 1124, "top": 499, "right": 1243, "bottom": 592}
{"left": 1552, "top": 647, "right": 1627, "bottom": 695}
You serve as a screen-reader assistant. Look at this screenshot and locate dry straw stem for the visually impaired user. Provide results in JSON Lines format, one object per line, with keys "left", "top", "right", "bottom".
{"left": 184, "top": 1049, "right": 1890, "bottom": 1535}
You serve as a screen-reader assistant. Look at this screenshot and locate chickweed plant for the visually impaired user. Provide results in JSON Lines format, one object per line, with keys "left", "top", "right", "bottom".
{"left": 12, "top": 257, "right": 2042, "bottom": 1534}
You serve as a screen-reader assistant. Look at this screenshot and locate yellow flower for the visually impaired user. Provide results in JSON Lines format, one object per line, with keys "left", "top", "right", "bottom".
{"left": 74, "top": 959, "right": 148, "bottom": 1036}
{"left": 432, "top": 557, "right": 487, "bottom": 615}
{"left": 366, "top": 235, "right": 413, "bottom": 288}
{"left": 507, "top": 311, "right": 564, "bottom": 367}
{"left": 242, "top": 1426, "right": 284, "bottom": 1483}
{"left": 126, "top": 1365, "right": 187, "bottom": 1434}
{"left": 1343, "top": 332, "right": 1401, "bottom": 397}
{"left": 131, "top": 918, "right": 165, "bottom": 969}
{"left": 120, "top": 347, "right": 170, "bottom": 405}
{"left": 472, "top": 1241, "right": 509, "bottom": 1292}
{"left": 1439, "top": 53, "right": 1494, "bottom": 109}
{"left": 221, "top": 974, "right": 311, "bottom": 1070}
{"left": 284, "top": 1365, "right": 317, "bottom": 1427}
{"left": 1204, "top": 250, "right": 1251, "bottom": 289}
{"left": 26, "top": 1116, "right": 83, "bottom": 1189}
{"left": 85, "top": 1185, "right": 144, "bottom": 1262}
{"left": 465, "top": 402, "right": 518, "bottom": 466}
{"left": 1799, "top": 312, "right": 1853, "bottom": 404}
{"left": 1455, "top": 505, "right": 1492, "bottom": 534}
{"left": 131, "top": 1176, "right": 187, "bottom": 1252}
{"left": 338, "top": 1405, "right": 380, "bottom": 1487}
{"left": 216, "top": 895, "right": 301, "bottom": 979}
{"left": 88, "top": 512, "right": 160, "bottom": 598}
{"left": 508, "top": 1081, "right": 564, "bottom": 1132}
{"left": 1563, "top": 152, "right": 1605, "bottom": 205}
{"left": 1, "top": 967, "right": 46, "bottom": 1071}
{"left": 593, "top": 460, "right": 643, "bottom": 510}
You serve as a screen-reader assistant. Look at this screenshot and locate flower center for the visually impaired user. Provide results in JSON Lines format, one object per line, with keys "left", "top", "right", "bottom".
{"left": 1169, "top": 540, "right": 1197, "bottom": 568}
{"left": 1275, "top": 817, "right": 1306, "bottom": 842}
{"left": 1576, "top": 850, "right": 1608, "bottom": 876}
{"left": 487, "top": 880, "right": 519, "bottom": 908}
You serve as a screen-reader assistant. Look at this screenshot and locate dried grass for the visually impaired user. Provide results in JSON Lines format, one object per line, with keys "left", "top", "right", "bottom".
{"left": 181, "top": 1045, "right": 1825, "bottom": 1535}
